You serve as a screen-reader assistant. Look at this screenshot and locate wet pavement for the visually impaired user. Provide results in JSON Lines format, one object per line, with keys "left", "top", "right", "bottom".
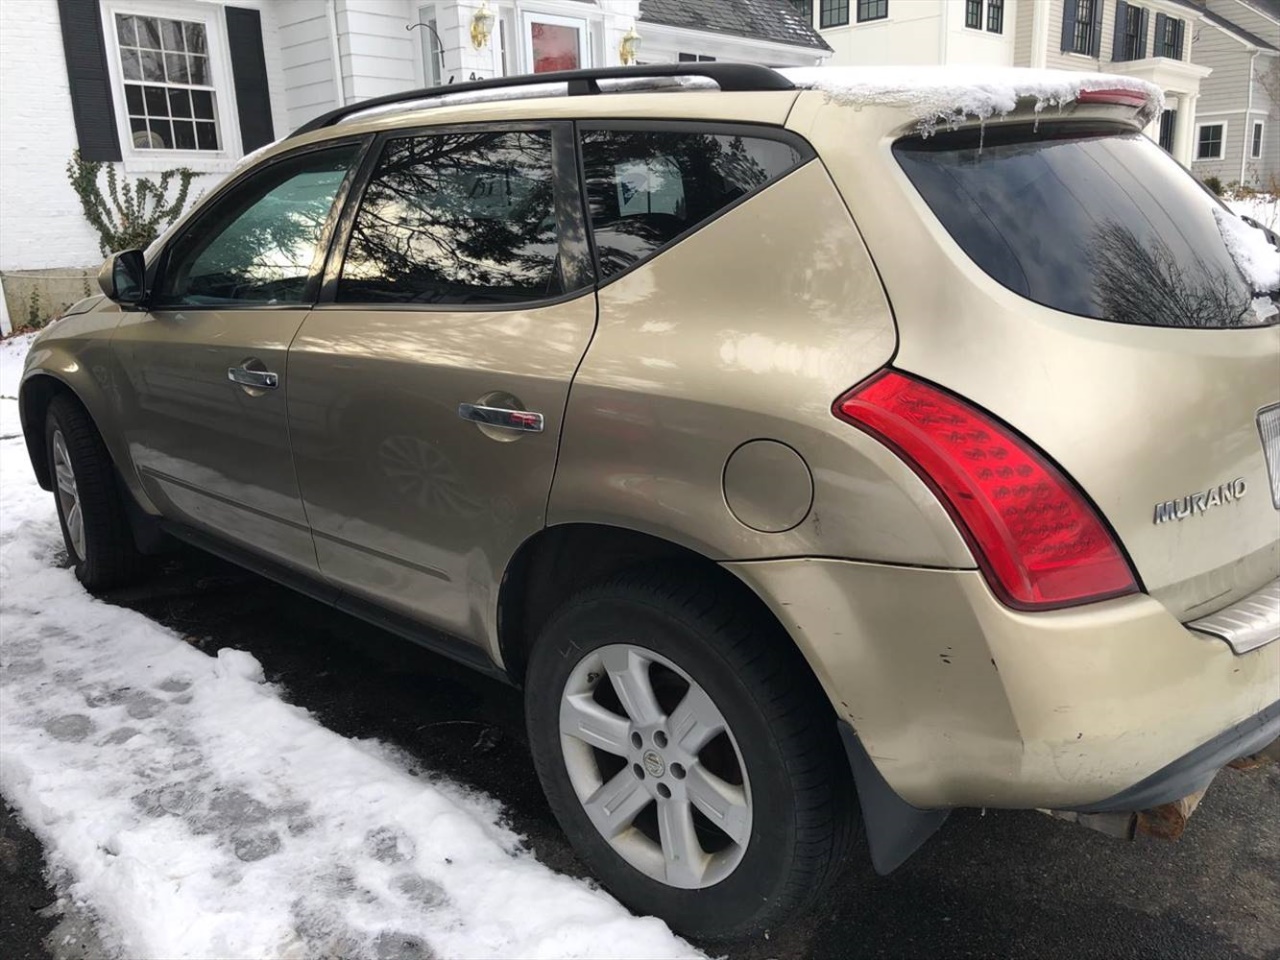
{"left": 4, "top": 546, "right": 1279, "bottom": 960}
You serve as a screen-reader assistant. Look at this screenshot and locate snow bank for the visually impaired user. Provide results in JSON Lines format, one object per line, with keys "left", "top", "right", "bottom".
{"left": 1214, "top": 206, "right": 1280, "bottom": 293}
{"left": 0, "top": 334, "right": 700, "bottom": 959}
{"left": 781, "top": 66, "right": 1162, "bottom": 131}
{"left": 1226, "top": 194, "right": 1279, "bottom": 232}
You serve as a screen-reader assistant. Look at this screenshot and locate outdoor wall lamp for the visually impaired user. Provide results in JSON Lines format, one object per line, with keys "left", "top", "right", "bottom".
{"left": 619, "top": 24, "right": 642, "bottom": 65}
{"left": 470, "top": 1, "right": 496, "bottom": 50}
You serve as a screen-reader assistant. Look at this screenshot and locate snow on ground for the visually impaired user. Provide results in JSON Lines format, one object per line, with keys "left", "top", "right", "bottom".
{"left": 1226, "top": 193, "right": 1279, "bottom": 232}
{"left": 0, "top": 335, "right": 700, "bottom": 959}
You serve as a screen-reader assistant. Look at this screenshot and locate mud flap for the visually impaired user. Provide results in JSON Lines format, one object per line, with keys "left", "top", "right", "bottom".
{"left": 838, "top": 721, "right": 949, "bottom": 874}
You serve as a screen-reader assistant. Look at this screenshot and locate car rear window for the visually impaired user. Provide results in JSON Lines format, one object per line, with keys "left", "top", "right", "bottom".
{"left": 894, "top": 122, "right": 1274, "bottom": 328}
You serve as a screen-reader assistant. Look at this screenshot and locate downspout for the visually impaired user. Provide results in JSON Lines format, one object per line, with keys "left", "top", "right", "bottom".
{"left": 1240, "top": 48, "right": 1258, "bottom": 185}
{"left": 327, "top": 0, "right": 347, "bottom": 107}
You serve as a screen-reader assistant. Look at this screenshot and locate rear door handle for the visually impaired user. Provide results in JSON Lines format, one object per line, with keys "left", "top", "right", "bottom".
{"left": 458, "top": 403, "right": 544, "bottom": 433}
{"left": 228, "top": 366, "right": 279, "bottom": 389}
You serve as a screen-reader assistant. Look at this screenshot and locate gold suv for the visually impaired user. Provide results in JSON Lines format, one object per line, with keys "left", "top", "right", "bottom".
{"left": 19, "top": 65, "right": 1280, "bottom": 939}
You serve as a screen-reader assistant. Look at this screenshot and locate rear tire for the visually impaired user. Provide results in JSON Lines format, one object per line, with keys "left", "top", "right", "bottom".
{"left": 45, "top": 394, "right": 146, "bottom": 590}
{"left": 525, "top": 566, "right": 856, "bottom": 940}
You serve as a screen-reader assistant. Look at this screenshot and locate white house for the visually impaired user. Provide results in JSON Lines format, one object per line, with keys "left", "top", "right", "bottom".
{"left": 1184, "top": 0, "right": 1279, "bottom": 188}
{"left": 0, "top": 0, "right": 829, "bottom": 315}
{"left": 798, "top": 0, "right": 1279, "bottom": 180}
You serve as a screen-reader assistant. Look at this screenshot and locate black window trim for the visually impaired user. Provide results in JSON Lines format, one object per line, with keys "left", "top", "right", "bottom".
{"left": 146, "top": 134, "right": 374, "bottom": 312}
{"left": 574, "top": 118, "right": 818, "bottom": 291}
{"left": 315, "top": 120, "right": 594, "bottom": 312}
{"left": 855, "top": 0, "right": 888, "bottom": 23}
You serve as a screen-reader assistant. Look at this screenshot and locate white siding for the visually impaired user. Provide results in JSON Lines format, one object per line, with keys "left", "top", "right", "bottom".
{"left": 277, "top": 0, "right": 339, "bottom": 131}
{"left": 0, "top": 0, "right": 288, "bottom": 272}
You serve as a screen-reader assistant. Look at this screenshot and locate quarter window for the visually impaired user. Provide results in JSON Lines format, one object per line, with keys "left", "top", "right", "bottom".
{"left": 338, "top": 131, "right": 564, "bottom": 304}
{"left": 114, "top": 13, "right": 219, "bottom": 151}
{"left": 580, "top": 129, "right": 807, "bottom": 281}
{"left": 820, "top": 0, "right": 849, "bottom": 27}
{"left": 1197, "top": 124, "right": 1225, "bottom": 160}
{"left": 155, "top": 145, "right": 358, "bottom": 306}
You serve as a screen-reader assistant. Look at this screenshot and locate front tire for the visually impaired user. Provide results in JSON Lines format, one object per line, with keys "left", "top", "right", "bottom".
{"left": 525, "top": 567, "right": 855, "bottom": 940}
{"left": 45, "top": 394, "right": 145, "bottom": 590}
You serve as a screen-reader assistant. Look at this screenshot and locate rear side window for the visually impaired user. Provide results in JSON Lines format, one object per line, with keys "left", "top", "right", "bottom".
{"left": 338, "top": 130, "right": 563, "bottom": 304}
{"left": 581, "top": 128, "right": 808, "bottom": 280}
{"left": 895, "top": 123, "right": 1272, "bottom": 328}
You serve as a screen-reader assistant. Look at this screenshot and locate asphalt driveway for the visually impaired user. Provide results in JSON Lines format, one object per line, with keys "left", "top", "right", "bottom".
{"left": 5, "top": 546, "right": 1278, "bottom": 960}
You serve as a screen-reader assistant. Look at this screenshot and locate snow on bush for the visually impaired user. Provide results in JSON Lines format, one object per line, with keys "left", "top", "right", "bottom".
{"left": 0, "top": 337, "right": 700, "bottom": 959}
{"left": 1214, "top": 206, "right": 1280, "bottom": 293}
{"left": 781, "top": 66, "right": 1163, "bottom": 132}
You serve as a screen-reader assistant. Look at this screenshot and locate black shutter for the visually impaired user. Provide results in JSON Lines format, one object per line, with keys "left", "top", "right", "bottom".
{"left": 57, "top": 0, "right": 122, "bottom": 161}
{"left": 225, "top": 6, "right": 274, "bottom": 152}
{"left": 1154, "top": 12, "right": 1167, "bottom": 56}
{"left": 1137, "top": 8, "right": 1149, "bottom": 58}
{"left": 1111, "top": 0, "right": 1128, "bottom": 60}
{"left": 1090, "top": 0, "right": 1105, "bottom": 57}
{"left": 1061, "top": 0, "right": 1078, "bottom": 52}
{"left": 1173, "top": 19, "right": 1184, "bottom": 59}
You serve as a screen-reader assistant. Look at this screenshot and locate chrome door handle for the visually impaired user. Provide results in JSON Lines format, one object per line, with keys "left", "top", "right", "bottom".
{"left": 458, "top": 403, "right": 544, "bottom": 433}
{"left": 228, "top": 366, "right": 279, "bottom": 389}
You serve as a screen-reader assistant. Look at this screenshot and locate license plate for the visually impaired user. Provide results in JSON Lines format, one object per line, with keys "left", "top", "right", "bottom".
{"left": 1259, "top": 404, "right": 1280, "bottom": 510}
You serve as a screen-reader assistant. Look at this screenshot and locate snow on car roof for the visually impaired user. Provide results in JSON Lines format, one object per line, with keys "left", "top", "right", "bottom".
{"left": 780, "top": 65, "right": 1164, "bottom": 130}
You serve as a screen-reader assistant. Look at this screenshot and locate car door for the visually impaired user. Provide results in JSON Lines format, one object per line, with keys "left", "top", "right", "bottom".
{"left": 111, "top": 140, "right": 365, "bottom": 573}
{"left": 286, "top": 123, "right": 595, "bottom": 650}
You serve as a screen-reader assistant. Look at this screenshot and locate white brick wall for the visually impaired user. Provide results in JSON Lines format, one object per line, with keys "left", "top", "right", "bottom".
{"left": 0, "top": 0, "right": 290, "bottom": 272}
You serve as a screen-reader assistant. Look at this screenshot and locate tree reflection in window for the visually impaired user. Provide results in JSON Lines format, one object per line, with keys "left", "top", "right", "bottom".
{"left": 157, "top": 146, "right": 357, "bottom": 306}
{"left": 1088, "top": 223, "right": 1253, "bottom": 328}
{"left": 338, "top": 132, "right": 562, "bottom": 304}
{"left": 581, "top": 130, "right": 804, "bottom": 280}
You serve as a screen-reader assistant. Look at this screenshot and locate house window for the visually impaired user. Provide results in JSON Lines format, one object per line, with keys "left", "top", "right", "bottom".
{"left": 789, "top": 0, "right": 814, "bottom": 22}
{"left": 114, "top": 13, "right": 219, "bottom": 151}
{"left": 1196, "top": 123, "right": 1225, "bottom": 160}
{"left": 965, "top": 0, "right": 982, "bottom": 29}
{"left": 1159, "top": 109, "right": 1177, "bottom": 153}
{"left": 1120, "top": 4, "right": 1145, "bottom": 61}
{"left": 416, "top": 4, "right": 444, "bottom": 87}
{"left": 820, "top": 0, "right": 849, "bottom": 27}
{"left": 1071, "top": 0, "right": 1096, "bottom": 55}
{"left": 1252, "top": 122, "right": 1264, "bottom": 159}
{"left": 1155, "top": 16, "right": 1183, "bottom": 59}
{"left": 987, "top": 0, "right": 1004, "bottom": 32}
{"left": 856, "top": 0, "right": 888, "bottom": 22}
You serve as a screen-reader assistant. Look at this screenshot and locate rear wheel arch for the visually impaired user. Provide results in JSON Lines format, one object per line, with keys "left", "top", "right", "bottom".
{"left": 496, "top": 522, "right": 830, "bottom": 697}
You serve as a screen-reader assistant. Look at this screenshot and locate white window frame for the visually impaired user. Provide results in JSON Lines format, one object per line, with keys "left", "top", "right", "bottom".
{"left": 521, "top": 10, "right": 590, "bottom": 74}
{"left": 100, "top": 0, "right": 241, "bottom": 174}
{"left": 415, "top": 3, "right": 445, "bottom": 88}
{"left": 1250, "top": 120, "right": 1264, "bottom": 160}
{"left": 1195, "top": 121, "right": 1227, "bottom": 161}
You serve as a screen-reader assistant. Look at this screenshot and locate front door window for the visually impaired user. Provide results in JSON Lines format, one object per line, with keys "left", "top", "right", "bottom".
{"left": 523, "top": 14, "right": 587, "bottom": 73}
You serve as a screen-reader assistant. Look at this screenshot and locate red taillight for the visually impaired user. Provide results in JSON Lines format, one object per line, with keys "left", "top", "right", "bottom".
{"left": 1076, "top": 88, "right": 1151, "bottom": 109}
{"left": 834, "top": 371, "right": 1138, "bottom": 610}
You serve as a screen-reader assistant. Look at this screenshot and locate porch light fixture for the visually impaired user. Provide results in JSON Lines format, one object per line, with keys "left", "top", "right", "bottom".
{"left": 619, "top": 24, "right": 642, "bottom": 65}
{"left": 470, "top": 1, "right": 496, "bottom": 50}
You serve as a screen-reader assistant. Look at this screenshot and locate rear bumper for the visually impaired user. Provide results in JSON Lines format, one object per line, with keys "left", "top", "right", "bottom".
{"left": 724, "top": 557, "right": 1280, "bottom": 810}
{"left": 1075, "top": 698, "right": 1280, "bottom": 813}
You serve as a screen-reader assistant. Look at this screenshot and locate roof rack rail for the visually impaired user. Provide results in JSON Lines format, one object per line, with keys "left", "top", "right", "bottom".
{"left": 289, "top": 63, "right": 795, "bottom": 139}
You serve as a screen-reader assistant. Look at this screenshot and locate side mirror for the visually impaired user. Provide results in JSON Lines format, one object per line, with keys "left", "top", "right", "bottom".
{"left": 98, "top": 250, "right": 146, "bottom": 305}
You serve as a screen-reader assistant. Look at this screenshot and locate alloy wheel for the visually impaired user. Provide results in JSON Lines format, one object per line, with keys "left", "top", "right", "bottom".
{"left": 52, "top": 429, "right": 85, "bottom": 561}
{"left": 558, "top": 643, "right": 752, "bottom": 889}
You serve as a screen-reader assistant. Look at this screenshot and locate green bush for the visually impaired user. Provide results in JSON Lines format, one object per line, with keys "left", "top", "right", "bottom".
{"left": 66, "top": 151, "right": 196, "bottom": 256}
{"left": 1202, "top": 175, "right": 1223, "bottom": 196}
